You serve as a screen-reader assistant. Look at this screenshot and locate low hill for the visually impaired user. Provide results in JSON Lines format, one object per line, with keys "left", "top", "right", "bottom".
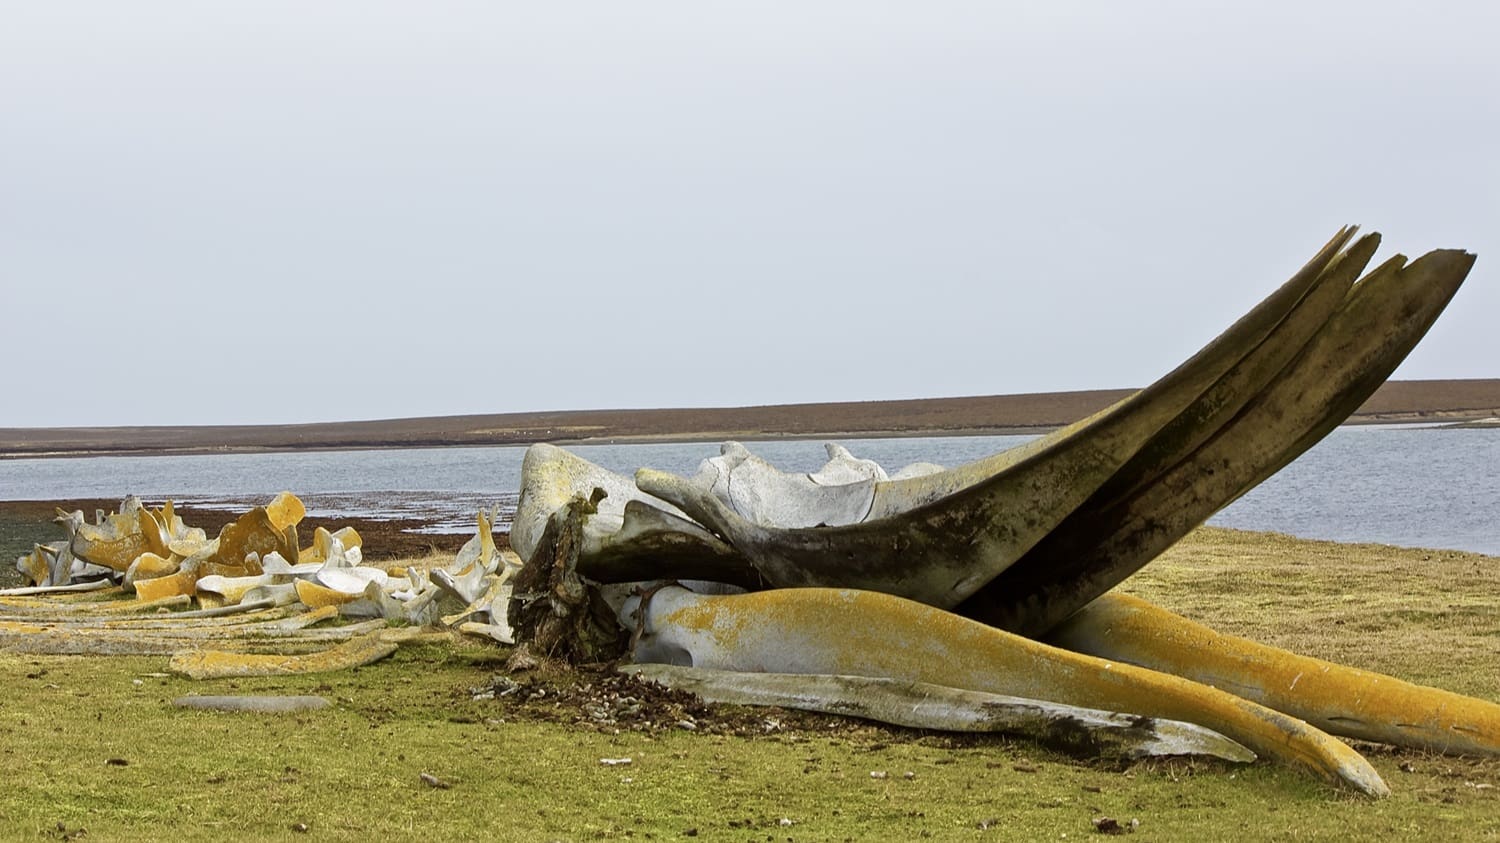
{"left": 2, "top": 378, "right": 1497, "bottom": 459}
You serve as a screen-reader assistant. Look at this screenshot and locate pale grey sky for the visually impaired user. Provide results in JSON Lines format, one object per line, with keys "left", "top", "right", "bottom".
{"left": 2, "top": 2, "right": 1495, "bottom": 427}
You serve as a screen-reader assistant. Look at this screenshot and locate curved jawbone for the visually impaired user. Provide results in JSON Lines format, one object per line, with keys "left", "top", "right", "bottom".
{"left": 635, "top": 229, "right": 1370, "bottom": 607}
{"left": 965, "top": 245, "right": 1476, "bottom": 636}
{"left": 619, "top": 585, "right": 1390, "bottom": 797}
{"left": 1048, "top": 593, "right": 1500, "bottom": 758}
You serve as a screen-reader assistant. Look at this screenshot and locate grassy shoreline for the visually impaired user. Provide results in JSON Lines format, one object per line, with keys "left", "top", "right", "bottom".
{"left": 1, "top": 527, "right": 1496, "bottom": 840}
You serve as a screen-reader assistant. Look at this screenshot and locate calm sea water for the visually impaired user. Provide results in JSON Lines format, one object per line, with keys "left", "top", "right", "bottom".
{"left": 1, "top": 427, "right": 1496, "bottom": 555}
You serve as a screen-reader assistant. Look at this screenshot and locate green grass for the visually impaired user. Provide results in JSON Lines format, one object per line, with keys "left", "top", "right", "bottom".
{"left": 2, "top": 528, "right": 1498, "bottom": 840}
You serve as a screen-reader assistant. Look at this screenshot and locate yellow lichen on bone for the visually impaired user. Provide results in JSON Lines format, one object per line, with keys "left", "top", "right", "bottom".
{"left": 15, "top": 546, "right": 51, "bottom": 587}
{"left": 168, "top": 631, "right": 399, "bottom": 679}
{"left": 299, "top": 526, "right": 361, "bottom": 565}
{"left": 132, "top": 568, "right": 202, "bottom": 602}
{"left": 333, "top": 526, "right": 361, "bottom": 551}
{"left": 212, "top": 507, "right": 294, "bottom": 570}
{"left": 123, "top": 552, "right": 180, "bottom": 593}
{"left": 1048, "top": 592, "right": 1500, "bottom": 757}
{"left": 64, "top": 507, "right": 149, "bottom": 573}
{"left": 294, "top": 579, "right": 361, "bottom": 608}
{"left": 136, "top": 506, "right": 171, "bottom": 558}
{"left": 264, "top": 491, "right": 306, "bottom": 533}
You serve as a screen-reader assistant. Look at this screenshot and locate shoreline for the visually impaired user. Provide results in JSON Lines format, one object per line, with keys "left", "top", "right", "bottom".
{"left": 3, "top": 378, "right": 1498, "bottom": 460}
{"left": 0, "top": 424, "right": 1064, "bottom": 461}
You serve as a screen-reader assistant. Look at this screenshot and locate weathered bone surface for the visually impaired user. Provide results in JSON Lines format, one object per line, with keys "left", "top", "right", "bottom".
{"left": 625, "top": 663, "right": 1256, "bottom": 763}
{"left": 168, "top": 631, "right": 401, "bottom": 679}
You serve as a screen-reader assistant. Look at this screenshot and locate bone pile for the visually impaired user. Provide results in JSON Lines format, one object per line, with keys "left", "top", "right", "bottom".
{"left": 5, "top": 493, "right": 521, "bottom": 673}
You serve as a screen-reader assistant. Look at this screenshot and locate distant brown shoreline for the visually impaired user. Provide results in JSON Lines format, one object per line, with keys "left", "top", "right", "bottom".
{"left": 3, "top": 378, "right": 1498, "bottom": 460}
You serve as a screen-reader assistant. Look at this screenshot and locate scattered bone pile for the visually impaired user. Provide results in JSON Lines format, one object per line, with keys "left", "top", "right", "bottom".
{"left": 5, "top": 493, "right": 521, "bottom": 674}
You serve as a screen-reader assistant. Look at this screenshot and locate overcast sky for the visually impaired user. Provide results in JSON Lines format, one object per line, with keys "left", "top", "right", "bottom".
{"left": 2, "top": 2, "right": 1495, "bottom": 428}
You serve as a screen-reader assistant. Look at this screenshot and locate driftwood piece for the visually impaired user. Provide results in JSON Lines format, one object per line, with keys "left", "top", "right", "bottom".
{"left": 506, "top": 490, "right": 628, "bottom": 666}
{"left": 625, "top": 663, "right": 1255, "bottom": 763}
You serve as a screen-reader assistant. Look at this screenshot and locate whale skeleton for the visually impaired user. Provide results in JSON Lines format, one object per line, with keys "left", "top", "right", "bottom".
{"left": 509, "top": 228, "right": 1496, "bottom": 796}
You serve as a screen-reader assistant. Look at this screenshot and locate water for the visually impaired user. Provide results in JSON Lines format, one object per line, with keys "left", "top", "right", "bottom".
{"left": 1, "top": 427, "right": 1496, "bottom": 555}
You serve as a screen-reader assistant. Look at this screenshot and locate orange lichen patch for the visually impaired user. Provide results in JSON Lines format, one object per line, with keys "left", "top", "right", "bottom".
{"left": 1050, "top": 593, "right": 1500, "bottom": 757}
{"left": 375, "top": 627, "right": 450, "bottom": 645}
{"left": 264, "top": 491, "right": 307, "bottom": 533}
{"left": 167, "top": 535, "right": 212, "bottom": 558}
{"left": 294, "top": 579, "right": 360, "bottom": 608}
{"left": 15, "top": 546, "right": 50, "bottom": 587}
{"left": 333, "top": 526, "right": 362, "bottom": 550}
{"left": 300, "top": 527, "right": 337, "bottom": 564}
{"left": 300, "top": 525, "right": 363, "bottom": 564}
{"left": 280, "top": 524, "right": 300, "bottom": 563}
{"left": 285, "top": 605, "right": 339, "bottom": 627}
{"left": 124, "top": 552, "right": 180, "bottom": 592}
{"left": 202, "top": 558, "right": 264, "bottom": 579}
{"left": 136, "top": 506, "right": 170, "bottom": 557}
{"left": 477, "top": 511, "right": 495, "bottom": 560}
{"left": 133, "top": 568, "right": 202, "bottom": 602}
{"left": 73, "top": 531, "right": 149, "bottom": 573}
{"left": 213, "top": 509, "right": 293, "bottom": 569}
{"left": 168, "top": 631, "right": 398, "bottom": 679}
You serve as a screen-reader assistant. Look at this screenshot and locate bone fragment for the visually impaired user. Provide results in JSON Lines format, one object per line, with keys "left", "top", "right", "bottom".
{"left": 173, "top": 695, "right": 331, "bottom": 713}
{"left": 458, "top": 621, "right": 515, "bottom": 645}
{"left": 0, "top": 579, "right": 114, "bottom": 597}
{"left": 625, "top": 663, "right": 1254, "bottom": 763}
{"left": 169, "top": 631, "right": 399, "bottom": 679}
